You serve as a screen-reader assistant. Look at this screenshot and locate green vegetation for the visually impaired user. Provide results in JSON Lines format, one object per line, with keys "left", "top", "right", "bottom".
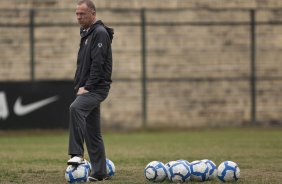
{"left": 0, "top": 128, "right": 282, "bottom": 183}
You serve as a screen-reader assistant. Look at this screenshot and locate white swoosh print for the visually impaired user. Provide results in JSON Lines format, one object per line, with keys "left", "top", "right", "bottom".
{"left": 14, "top": 96, "right": 59, "bottom": 116}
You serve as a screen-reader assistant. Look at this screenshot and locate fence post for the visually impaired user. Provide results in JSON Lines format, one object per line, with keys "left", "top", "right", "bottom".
{"left": 250, "top": 9, "right": 257, "bottom": 124}
{"left": 29, "top": 9, "right": 35, "bottom": 81}
{"left": 141, "top": 8, "right": 147, "bottom": 128}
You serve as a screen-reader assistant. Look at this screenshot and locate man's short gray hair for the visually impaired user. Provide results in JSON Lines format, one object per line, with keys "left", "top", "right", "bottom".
{"left": 77, "top": 0, "right": 96, "bottom": 12}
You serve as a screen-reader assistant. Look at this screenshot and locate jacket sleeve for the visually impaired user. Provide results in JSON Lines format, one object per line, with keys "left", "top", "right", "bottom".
{"left": 85, "top": 27, "right": 110, "bottom": 91}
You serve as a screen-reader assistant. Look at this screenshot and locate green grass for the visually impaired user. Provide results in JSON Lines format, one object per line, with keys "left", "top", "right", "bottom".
{"left": 0, "top": 128, "right": 282, "bottom": 183}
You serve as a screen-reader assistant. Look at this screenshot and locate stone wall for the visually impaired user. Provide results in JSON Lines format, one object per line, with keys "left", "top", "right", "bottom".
{"left": 2, "top": 0, "right": 282, "bottom": 9}
{"left": 0, "top": 0, "right": 281, "bottom": 129}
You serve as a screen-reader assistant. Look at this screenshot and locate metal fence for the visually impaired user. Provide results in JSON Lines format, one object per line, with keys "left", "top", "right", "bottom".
{"left": 1, "top": 8, "right": 282, "bottom": 128}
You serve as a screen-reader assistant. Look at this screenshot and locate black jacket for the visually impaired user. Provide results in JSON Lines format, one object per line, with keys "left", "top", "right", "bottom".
{"left": 74, "top": 20, "right": 114, "bottom": 92}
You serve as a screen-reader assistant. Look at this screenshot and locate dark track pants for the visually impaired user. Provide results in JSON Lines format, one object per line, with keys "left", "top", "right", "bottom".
{"left": 68, "top": 91, "right": 108, "bottom": 177}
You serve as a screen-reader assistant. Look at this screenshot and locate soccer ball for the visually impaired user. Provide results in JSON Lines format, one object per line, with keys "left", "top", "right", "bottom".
{"left": 106, "top": 158, "right": 115, "bottom": 178}
{"left": 144, "top": 161, "right": 167, "bottom": 182}
{"left": 165, "top": 160, "right": 189, "bottom": 171}
{"left": 176, "top": 159, "right": 190, "bottom": 166}
{"left": 202, "top": 159, "right": 217, "bottom": 180}
{"left": 167, "top": 161, "right": 191, "bottom": 183}
{"left": 65, "top": 160, "right": 91, "bottom": 183}
{"left": 217, "top": 161, "right": 240, "bottom": 182}
{"left": 189, "top": 160, "right": 209, "bottom": 182}
{"left": 165, "top": 160, "right": 178, "bottom": 171}
{"left": 165, "top": 160, "right": 178, "bottom": 182}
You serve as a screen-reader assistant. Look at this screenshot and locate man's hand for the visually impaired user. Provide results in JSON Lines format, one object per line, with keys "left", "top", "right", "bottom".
{"left": 77, "top": 87, "right": 89, "bottom": 95}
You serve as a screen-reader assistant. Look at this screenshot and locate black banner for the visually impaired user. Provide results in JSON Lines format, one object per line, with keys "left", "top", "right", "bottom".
{"left": 0, "top": 81, "right": 75, "bottom": 129}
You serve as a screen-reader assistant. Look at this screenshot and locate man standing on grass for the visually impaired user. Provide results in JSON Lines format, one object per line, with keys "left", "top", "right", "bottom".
{"left": 67, "top": 0, "right": 113, "bottom": 182}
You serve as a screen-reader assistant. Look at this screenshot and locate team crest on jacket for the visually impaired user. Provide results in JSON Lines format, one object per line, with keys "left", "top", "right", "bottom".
{"left": 98, "top": 43, "right": 102, "bottom": 47}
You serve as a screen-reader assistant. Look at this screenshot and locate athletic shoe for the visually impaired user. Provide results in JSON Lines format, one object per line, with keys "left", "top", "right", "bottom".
{"left": 67, "top": 156, "right": 84, "bottom": 165}
{"left": 87, "top": 175, "right": 110, "bottom": 182}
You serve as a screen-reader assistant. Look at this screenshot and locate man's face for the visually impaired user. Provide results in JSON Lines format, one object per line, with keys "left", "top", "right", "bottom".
{"left": 76, "top": 3, "right": 95, "bottom": 29}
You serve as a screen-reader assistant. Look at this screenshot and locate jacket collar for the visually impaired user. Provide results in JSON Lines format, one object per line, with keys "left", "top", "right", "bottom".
{"left": 79, "top": 20, "right": 114, "bottom": 42}
{"left": 80, "top": 20, "right": 103, "bottom": 38}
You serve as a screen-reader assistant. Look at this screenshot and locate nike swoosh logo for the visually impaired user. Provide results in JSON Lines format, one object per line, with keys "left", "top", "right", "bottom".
{"left": 14, "top": 96, "right": 59, "bottom": 116}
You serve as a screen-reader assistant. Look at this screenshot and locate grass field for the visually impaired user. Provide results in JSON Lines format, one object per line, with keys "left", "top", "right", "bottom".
{"left": 0, "top": 127, "right": 282, "bottom": 184}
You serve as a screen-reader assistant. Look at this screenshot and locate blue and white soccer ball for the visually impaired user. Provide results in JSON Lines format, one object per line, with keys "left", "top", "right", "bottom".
{"left": 106, "top": 158, "right": 115, "bottom": 178}
{"left": 176, "top": 159, "right": 190, "bottom": 166}
{"left": 189, "top": 160, "right": 209, "bottom": 182}
{"left": 165, "top": 160, "right": 178, "bottom": 171}
{"left": 167, "top": 161, "right": 191, "bottom": 183}
{"left": 165, "top": 160, "right": 178, "bottom": 182}
{"left": 144, "top": 161, "right": 167, "bottom": 182}
{"left": 202, "top": 159, "right": 217, "bottom": 180}
{"left": 65, "top": 160, "right": 91, "bottom": 183}
{"left": 217, "top": 161, "right": 240, "bottom": 182}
